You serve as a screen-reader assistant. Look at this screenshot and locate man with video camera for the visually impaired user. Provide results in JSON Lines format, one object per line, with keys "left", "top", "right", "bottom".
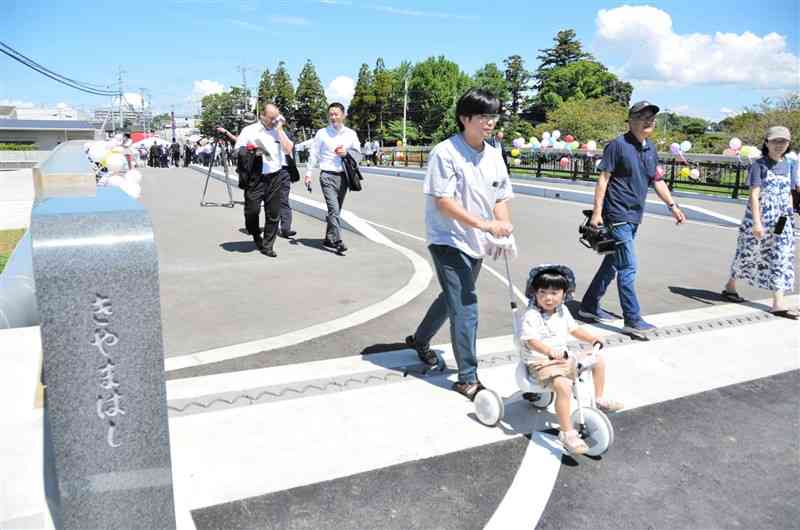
{"left": 233, "top": 104, "right": 294, "bottom": 257}
{"left": 578, "top": 101, "right": 685, "bottom": 334}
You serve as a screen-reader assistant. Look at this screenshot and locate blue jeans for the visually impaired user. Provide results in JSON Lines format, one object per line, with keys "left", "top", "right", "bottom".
{"left": 580, "top": 222, "right": 641, "bottom": 324}
{"left": 414, "top": 244, "right": 483, "bottom": 384}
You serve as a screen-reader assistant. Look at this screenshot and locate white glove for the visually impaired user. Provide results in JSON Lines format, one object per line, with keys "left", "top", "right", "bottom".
{"left": 485, "top": 233, "right": 518, "bottom": 261}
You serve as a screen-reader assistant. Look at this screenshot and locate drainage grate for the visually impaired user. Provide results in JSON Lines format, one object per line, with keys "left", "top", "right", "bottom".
{"left": 168, "top": 310, "right": 780, "bottom": 416}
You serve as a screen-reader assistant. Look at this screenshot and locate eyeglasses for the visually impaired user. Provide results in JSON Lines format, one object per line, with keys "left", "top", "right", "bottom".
{"left": 474, "top": 114, "right": 500, "bottom": 123}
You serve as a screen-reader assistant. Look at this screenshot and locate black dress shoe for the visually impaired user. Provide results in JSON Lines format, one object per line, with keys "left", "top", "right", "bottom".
{"left": 279, "top": 230, "right": 297, "bottom": 238}
{"left": 336, "top": 241, "right": 348, "bottom": 252}
{"left": 260, "top": 248, "right": 277, "bottom": 257}
{"left": 322, "top": 239, "right": 337, "bottom": 249}
{"left": 253, "top": 237, "right": 263, "bottom": 250}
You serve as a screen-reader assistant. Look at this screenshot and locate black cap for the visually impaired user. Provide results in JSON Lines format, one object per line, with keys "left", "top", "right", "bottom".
{"left": 628, "top": 100, "right": 660, "bottom": 117}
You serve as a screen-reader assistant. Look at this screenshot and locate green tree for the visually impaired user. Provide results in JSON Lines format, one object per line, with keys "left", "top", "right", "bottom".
{"left": 501, "top": 116, "right": 537, "bottom": 144}
{"left": 473, "top": 63, "right": 510, "bottom": 111}
{"left": 382, "top": 119, "right": 420, "bottom": 144}
{"left": 387, "top": 60, "right": 413, "bottom": 124}
{"left": 540, "top": 97, "right": 628, "bottom": 143}
{"left": 408, "top": 56, "right": 471, "bottom": 143}
{"left": 199, "top": 87, "right": 249, "bottom": 137}
{"left": 535, "top": 29, "right": 593, "bottom": 89}
{"left": 257, "top": 67, "right": 273, "bottom": 109}
{"left": 151, "top": 113, "right": 171, "bottom": 131}
{"left": 373, "top": 57, "right": 396, "bottom": 134}
{"left": 503, "top": 55, "right": 532, "bottom": 115}
{"left": 272, "top": 61, "right": 296, "bottom": 124}
{"left": 534, "top": 60, "right": 632, "bottom": 115}
{"left": 719, "top": 94, "right": 800, "bottom": 145}
{"left": 348, "top": 63, "right": 376, "bottom": 141}
{"left": 295, "top": 59, "right": 328, "bottom": 133}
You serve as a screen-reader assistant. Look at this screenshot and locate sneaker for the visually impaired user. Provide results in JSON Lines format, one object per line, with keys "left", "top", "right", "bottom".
{"left": 279, "top": 230, "right": 297, "bottom": 238}
{"left": 322, "top": 239, "right": 337, "bottom": 249}
{"left": 452, "top": 380, "right": 485, "bottom": 401}
{"left": 623, "top": 319, "right": 657, "bottom": 334}
{"left": 405, "top": 335, "right": 438, "bottom": 366}
{"left": 559, "top": 430, "right": 589, "bottom": 455}
{"left": 578, "top": 307, "right": 617, "bottom": 322}
{"left": 336, "top": 240, "right": 348, "bottom": 252}
{"left": 596, "top": 398, "right": 624, "bottom": 413}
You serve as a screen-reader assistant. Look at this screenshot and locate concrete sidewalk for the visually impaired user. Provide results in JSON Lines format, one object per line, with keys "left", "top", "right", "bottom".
{"left": 3, "top": 296, "right": 797, "bottom": 529}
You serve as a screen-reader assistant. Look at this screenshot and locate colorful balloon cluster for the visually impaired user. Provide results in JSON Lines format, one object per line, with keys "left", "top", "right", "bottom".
{"left": 505, "top": 130, "right": 598, "bottom": 168}
{"left": 84, "top": 138, "right": 142, "bottom": 199}
{"left": 722, "top": 137, "right": 760, "bottom": 160}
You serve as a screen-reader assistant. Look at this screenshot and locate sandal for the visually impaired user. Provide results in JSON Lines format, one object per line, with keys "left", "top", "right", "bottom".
{"left": 452, "top": 380, "right": 485, "bottom": 401}
{"left": 559, "top": 430, "right": 589, "bottom": 455}
{"left": 721, "top": 290, "right": 745, "bottom": 303}
{"left": 770, "top": 308, "right": 800, "bottom": 320}
{"left": 596, "top": 398, "right": 624, "bottom": 413}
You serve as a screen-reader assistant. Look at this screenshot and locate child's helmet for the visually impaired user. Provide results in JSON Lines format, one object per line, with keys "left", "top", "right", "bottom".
{"left": 525, "top": 264, "right": 577, "bottom": 301}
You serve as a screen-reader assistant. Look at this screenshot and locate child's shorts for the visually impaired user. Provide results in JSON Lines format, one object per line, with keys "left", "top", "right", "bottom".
{"left": 525, "top": 354, "right": 577, "bottom": 388}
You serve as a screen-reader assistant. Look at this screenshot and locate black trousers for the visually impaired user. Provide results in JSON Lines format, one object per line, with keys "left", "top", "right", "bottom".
{"left": 244, "top": 169, "right": 289, "bottom": 250}
{"left": 278, "top": 173, "right": 292, "bottom": 233}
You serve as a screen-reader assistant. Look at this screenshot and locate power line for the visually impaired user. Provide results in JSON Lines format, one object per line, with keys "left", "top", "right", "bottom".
{"left": 0, "top": 40, "right": 119, "bottom": 96}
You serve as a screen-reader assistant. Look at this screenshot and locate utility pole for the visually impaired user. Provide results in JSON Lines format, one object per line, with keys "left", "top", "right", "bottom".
{"left": 116, "top": 66, "right": 127, "bottom": 131}
{"left": 140, "top": 88, "right": 148, "bottom": 132}
{"left": 402, "top": 73, "right": 410, "bottom": 147}
{"left": 237, "top": 65, "right": 250, "bottom": 115}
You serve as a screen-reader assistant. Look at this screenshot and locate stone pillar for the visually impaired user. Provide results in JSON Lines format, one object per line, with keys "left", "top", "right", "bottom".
{"left": 31, "top": 186, "right": 176, "bottom": 530}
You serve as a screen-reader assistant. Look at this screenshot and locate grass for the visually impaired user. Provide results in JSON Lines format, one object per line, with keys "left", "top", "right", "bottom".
{"left": 0, "top": 228, "right": 26, "bottom": 274}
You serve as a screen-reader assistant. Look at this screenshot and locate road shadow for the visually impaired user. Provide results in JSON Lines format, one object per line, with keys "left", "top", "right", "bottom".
{"left": 220, "top": 241, "right": 259, "bottom": 253}
{"left": 289, "top": 237, "right": 343, "bottom": 256}
{"left": 360, "top": 342, "right": 409, "bottom": 355}
{"left": 668, "top": 286, "right": 727, "bottom": 305}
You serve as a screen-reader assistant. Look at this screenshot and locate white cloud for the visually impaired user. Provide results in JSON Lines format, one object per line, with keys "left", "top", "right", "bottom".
{"left": 369, "top": 5, "right": 478, "bottom": 21}
{"left": 191, "top": 80, "right": 226, "bottom": 102}
{"left": 325, "top": 76, "right": 356, "bottom": 108}
{"left": 595, "top": 5, "right": 800, "bottom": 89}
{"left": 115, "top": 92, "right": 148, "bottom": 109}
{"left": 0, "top": 98, "right": 35, "bottom": 108}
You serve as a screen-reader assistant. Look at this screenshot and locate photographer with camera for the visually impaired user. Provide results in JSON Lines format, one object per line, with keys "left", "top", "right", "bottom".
{"left": 578, "top": 101, "right": 685, "bottom": 335}
{"left": 233, "top": 103, "right": 294, "bottom": 257}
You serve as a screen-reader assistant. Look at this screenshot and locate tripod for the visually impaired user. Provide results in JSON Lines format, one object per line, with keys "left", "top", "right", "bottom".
{"left": 200, "top": 138, "right": 235, "bottom": 207}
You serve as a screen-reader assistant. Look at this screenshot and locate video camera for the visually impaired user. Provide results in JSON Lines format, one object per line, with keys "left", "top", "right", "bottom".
{"left": 578, "top": 210, "right": 622, "bottom": 254}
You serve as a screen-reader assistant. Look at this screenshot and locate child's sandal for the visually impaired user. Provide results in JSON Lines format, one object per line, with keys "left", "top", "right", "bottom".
{"left": 559, "top": 430, "right": 589, "bottom": 455}
{"left": 596, "top": 398, "right": 624, "bottom": 413}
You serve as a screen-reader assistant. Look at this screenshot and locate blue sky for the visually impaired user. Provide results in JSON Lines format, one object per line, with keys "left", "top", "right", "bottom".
{"left": 1, "top": 0, "right": 798, "bottom": 121}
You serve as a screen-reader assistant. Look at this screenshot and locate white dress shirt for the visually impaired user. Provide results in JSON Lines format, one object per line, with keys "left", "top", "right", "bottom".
{"left": 305, "top": 125, "right": 361, "bottom": 175}
{"left": 235, "top": 121, "right": 286, "bottom": 174}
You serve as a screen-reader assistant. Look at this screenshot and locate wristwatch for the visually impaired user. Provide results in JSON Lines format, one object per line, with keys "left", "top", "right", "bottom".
{"left": 668, "top": 202, "right": 677, "bottom": 209}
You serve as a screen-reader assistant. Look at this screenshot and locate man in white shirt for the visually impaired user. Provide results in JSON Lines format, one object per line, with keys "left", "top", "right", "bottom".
{"left": 404, "top": 88, "right": 514, "bottom": 400}
{"left": 234, "top": 104, "right": 294, "bottom": 257}
{"left": 304, "top": 102, "right": 362, "bottom": 253}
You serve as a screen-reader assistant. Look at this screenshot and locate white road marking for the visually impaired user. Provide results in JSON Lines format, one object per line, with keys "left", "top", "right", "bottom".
{"left": 163, "top": 176, "right": 434, "bottom": 372}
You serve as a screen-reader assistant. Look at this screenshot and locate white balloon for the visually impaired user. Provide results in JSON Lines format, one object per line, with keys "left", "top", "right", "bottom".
{"left": 586, "top": 140, "right": 598, "bottom": 152}
{"left": 552, "top": 130, "right": 561, "bottom": 140}
{"left": 689, "top": 168, "right": 700, "bottom": 180}
{"left": 729, "top": 137, "right": 742, "bottom": 150}
{"left": 88, "top": 143, "right": 109, "bottom": 163}
{"left": 105, "top": 153, "right": 127, "bottom": 174}
{"left": 680, "top": 140, "right": 692, "bottom": 152}
{"left": 542, "top": 131, "right": 551, "bottom": 139}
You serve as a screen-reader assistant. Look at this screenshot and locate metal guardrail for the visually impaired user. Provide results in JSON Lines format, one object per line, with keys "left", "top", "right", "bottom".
{"left": 376, "top": 147, "right": 751, "bottom": 199}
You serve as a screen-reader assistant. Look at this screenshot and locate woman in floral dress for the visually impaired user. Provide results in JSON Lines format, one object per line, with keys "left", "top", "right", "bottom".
{"left": 722, "top": 126, "right": 798, "bottom": 319}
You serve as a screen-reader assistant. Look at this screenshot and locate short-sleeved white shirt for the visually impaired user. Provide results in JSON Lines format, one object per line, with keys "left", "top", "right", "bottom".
{"left": 424, "top": 134, "right": 513, "bottom": 258}
{"left": 518, "top": 305, "right": 578, "bottom": 356}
